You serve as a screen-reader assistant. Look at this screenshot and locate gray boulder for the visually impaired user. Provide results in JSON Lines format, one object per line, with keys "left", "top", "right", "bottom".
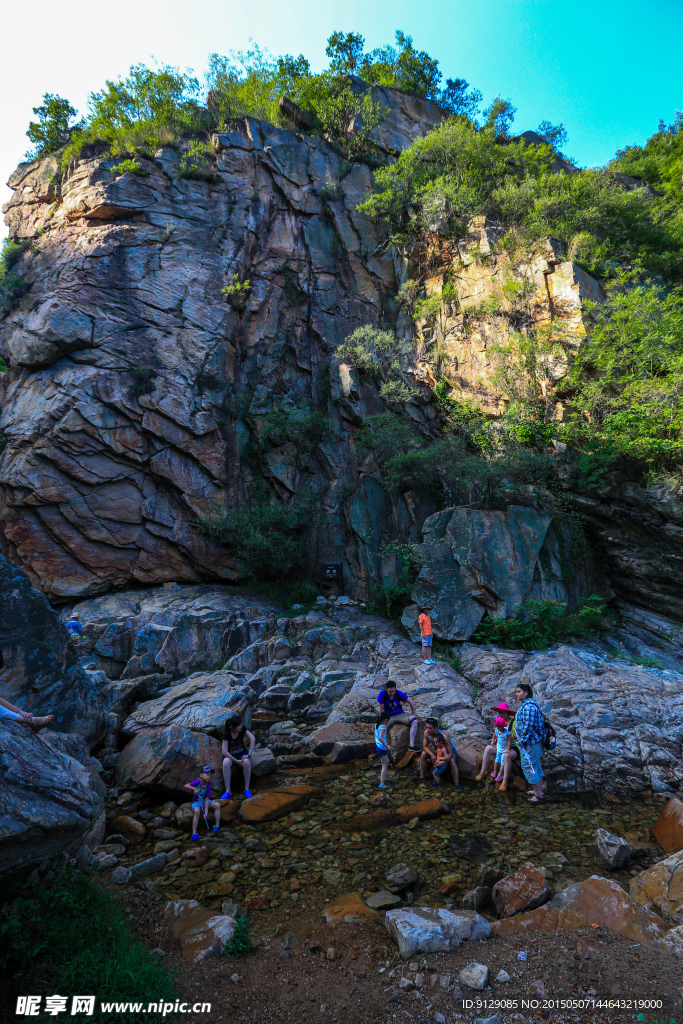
{"left": 403, "top": 504, "right": 597, "bottom": 641}
{"left": 595, "top": 827, "right": 631, "bottom": 869}
{"left": 258, "top": 684, "right": 292, "bottom": 711}
{"left": 121, "top": 670, "right": 252, "bottom": 738}
{"left": 0, "top": 555, "right": 109, "bottom": 745}
{"left": 385, "top": 907, "right": 491, "bottom": 959}
{"left": 0, "top": 722, "right": 105, "bottom": 878}
{"left": 386, "top": 863, "right": 419, "bottom": 893}
{"left": 251, "top": 747, "right": 277, "bottom": 777}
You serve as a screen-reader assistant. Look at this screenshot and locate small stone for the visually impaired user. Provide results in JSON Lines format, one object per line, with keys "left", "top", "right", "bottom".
{"left": 462, "top": 886, "right": 490, "bottom": 911}
{"left": 459, "top": 962, "right": 489, "bottom": 991}
{"left": 326, "top": 947, "right": 335, "bottom": 960}
{"left": 150, "top": 948, "right": 166, "bottom": 958}
{"left": 111, "top": 866, "right": 131, "bottom": 885}
{"left": 283, "top": 932, "right": 299, "bottom": 948}
{"left": 182, "top": 847, "right": 209, "bottom": 866}
{"left": 386, "top": 863, "right": 418, "bottom": 893}
{"left": 221, "top": 901, "right": 247, "bottom": 918}
{"left": 95, "top": 854, "right": 118, "bottom": 871}
{"left": 247, "top": 895, "right": 269, "bottom": 910}
{"left": 408, "top": 961, "right": 419, "bottom": 972}
{"left": 439, "top": 873, "right": 462, "bottom": 896}
{"left": 231, "top": 973, "right": 240, "bottom": 983}
{"left": 398, "top": 976, "right": 414, "bottom": 991}
{"left": 434, "top": 1014, "right": 446, "bottom": 1024}
{"left": 413, "top": 972, "right": 424, "bottom": 989}
{"left": 527, "top": 979, "right": 546, "bottom": 997}
{"left": 495, "top": 969, "right": 511, "bottom": 983}
{"left": 595, "top": 828, "right": 630, "bottom": 869}
{"left": 473, "top": 1017, "right": 503, "bottom": 1024}
{"left": 366, "top": 891, "right": 402, "bottom": 910}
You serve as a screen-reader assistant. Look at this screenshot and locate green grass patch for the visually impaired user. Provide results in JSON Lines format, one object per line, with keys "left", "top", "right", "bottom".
{"left": 0, "top": 872, "right": 176, "bottom": 1023}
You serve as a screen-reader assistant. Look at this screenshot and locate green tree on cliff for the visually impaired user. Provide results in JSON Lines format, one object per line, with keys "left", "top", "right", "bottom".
{"left": 26, "top": 93, "right": 79, "bottom": 159}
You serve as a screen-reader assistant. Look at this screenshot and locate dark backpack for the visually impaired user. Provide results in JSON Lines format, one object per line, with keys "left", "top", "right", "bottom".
{"left": 539, "top": 705, "right": 556, "bottom": 751}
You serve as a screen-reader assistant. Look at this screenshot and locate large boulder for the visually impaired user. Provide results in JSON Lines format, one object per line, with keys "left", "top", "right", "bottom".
{"left": 162, "top": 898, "right": 238, "bottom": 963}
{"left": 237, "top": 785, "right": 317, "bottom": 823}
{"left": 155, "top": 613, "right": 230, "bottom": 677}
{"left": 121, "top": 670, "right": 251, "bottom": 738}
{"left": 384, "top": 907, "right": 491, "bottom": 959}
{"left": 309, "top": 722, "right": 375, "bottom": 763}
{"left": 117, "top": 727, "right": 222, "bottom": 790}
{"left": 403, "top": 506, "right": 553, "bottom": 641}
{"left": 0, "top": 555, "right": 108, "bottom": 745}
{"left": 492, "top": 862, "right": 551, "bottom": 918}
{"left": 630, "top": 849, "right": 683, "bottom": 923}
{"left": 0, "top": 721, "right": 105, "bottom": 878}
{"left": 653, "top": 797, "right": 683, "bottom": 853}
{"left": 491, "top": 876, "right": 670, "bottom": 947}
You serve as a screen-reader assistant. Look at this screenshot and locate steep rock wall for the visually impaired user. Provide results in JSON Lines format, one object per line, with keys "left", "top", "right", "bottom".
{"left": 0, "top": 110, "right": 443, "bottom": 600}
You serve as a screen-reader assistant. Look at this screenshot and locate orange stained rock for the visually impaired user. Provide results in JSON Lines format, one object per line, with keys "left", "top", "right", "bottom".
{"left": 393, "top": 798, "right": 445, "bottom": 823}
{"left": 324, "top": 891, "right": 378, "bottom": 926}
{"left": 110, "top": 814, "right": 145, "bottom": 842}
{"left": 238, "top": 784, "right": 318, "bottom": 823}
{"left": 653, "top": 797, "right": 683, "bottom": 853}
{"left": 491, "top": 877, "right": 670, "bottom": 947}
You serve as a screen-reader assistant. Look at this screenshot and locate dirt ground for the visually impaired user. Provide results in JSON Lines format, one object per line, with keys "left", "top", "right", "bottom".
{"left": 119, "top": 886, "right": 683, "bottom": 1024}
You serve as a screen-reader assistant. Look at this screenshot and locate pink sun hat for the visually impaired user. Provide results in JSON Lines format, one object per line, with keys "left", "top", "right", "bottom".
{"left": 494, "top": 716, "right": 508, "bottom": 729}
{"left": 490, "top": 701, "right": 515, "bottom": 716}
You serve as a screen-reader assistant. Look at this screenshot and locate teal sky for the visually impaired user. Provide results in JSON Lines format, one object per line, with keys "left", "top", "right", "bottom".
{"left": 2, "top": 0, "right": 682, "bottom": 232}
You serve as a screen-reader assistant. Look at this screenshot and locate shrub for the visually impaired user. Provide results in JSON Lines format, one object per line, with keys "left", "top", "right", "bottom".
{"left": 222, "top": 915, "right": 257, "bottom": 958}
{"left": 0, "top": 871, "right": 176, "bottom": 1022}
{"left": 0, "top": 239, "right": 33, "bottom": 315}
{"left": 369, "top": 541, "right": 423, "bottom": 620}
{"left": 178, "top": 141, "right": 218, "bottom": 182}
{"left": 255, "top": 407, "right": 327, "bottom": 452}
{"left": 471, "top": 595, "right": 608, "bottom": 650}
{"left": 131, "top": 367, "right": 157, "bottom": 396}
{"left": 62, "top": 63, "right": 211, "bottom": 164}
{"left": 336, "top": 325, "right": 411, "bottom": 377}
{"left": 560, "top": 273, "right": 683, "bottom": 480}
{"left": 199, "top": 492, "right": 318, "bottom": 580}
{"left": 222, "top": 274, "right": 252, "bottom": 308}
{"left": 110, "top": 158, "right": 148, "bottom": 176}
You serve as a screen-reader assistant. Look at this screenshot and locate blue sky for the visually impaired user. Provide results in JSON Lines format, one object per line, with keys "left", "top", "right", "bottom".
{"left": 2, "top": 0, "right": 682, "bottom": 233}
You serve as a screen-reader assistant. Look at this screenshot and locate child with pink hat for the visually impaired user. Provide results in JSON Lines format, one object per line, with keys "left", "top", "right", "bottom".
{"left": 476, "top": 702, "right": 516, "bottom": 790}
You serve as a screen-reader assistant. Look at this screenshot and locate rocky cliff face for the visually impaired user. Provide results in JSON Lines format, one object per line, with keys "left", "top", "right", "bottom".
{"left": 0, "top": 102, "right": 434, "bottom": 601}
{"left": 1, "top": 99, "right": 682, "bottom": 634}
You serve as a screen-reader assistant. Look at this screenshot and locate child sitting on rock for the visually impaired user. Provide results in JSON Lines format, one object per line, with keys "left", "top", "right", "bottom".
{"left": 431, "top": 734, "right": 450, "bottom": 784}
{"left": 374, "top": 711, "right": 391, "bottom": 789}
{"left": 184, "top": 766, "right": 221, "bottom": 841}
{"left": 476, "top": 716, "right": 511, "bottom": 786}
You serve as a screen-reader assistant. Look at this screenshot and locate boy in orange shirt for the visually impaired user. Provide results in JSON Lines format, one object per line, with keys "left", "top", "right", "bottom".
{"left": 418, "top": 606, "right": 435, "bottom": 665}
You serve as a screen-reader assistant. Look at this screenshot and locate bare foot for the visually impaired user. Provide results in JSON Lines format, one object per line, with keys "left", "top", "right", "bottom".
{"left": 30, "top": 715, "right": 54, "bottom": 731}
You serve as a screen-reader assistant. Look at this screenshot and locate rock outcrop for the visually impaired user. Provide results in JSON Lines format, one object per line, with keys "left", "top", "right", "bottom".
{"left": 0, "top": 554, "right": 109, "bottom": 744}
{"left": 0, "top": 722, "right": 105, "bottom": 878}
{"left": 402, "top": 503, "right": 607, "bottom": 641}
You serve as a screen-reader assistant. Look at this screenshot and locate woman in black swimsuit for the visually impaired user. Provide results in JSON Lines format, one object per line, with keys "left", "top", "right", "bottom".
{"left": 221, "top": 716, "right": 256, "bottom": 799}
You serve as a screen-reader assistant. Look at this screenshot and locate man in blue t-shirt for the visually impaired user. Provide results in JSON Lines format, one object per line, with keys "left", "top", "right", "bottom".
{"left": 375, "top": 680, "right": 420, "bottom": 752}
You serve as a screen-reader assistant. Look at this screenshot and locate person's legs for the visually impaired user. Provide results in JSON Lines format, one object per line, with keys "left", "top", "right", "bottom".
{"left": 210, "top": 800, "right": 221, "bottom": 829}
{"left": 222, "top": 757, "right": 233, "bottom": 798}
{"left": 242, "top": 757, "right": 252, "bottom": 795}
{"left": 409, "top": 717, "right": 419, "bottom": 749}
{"left": 421, "top": 642, "right": 428, "bottom": 662}
{"left": 520, "top": 742, "right": 545, "bottom": 802}
{"left": 380, "top": 754, "right": 389, "bottom": 786}
{"left": 191, "top": 806, "right": 201, "bottom": 838}
{"left": 449, "top": 756, "right": 460, "bottom": 786}
{"left": 493, "top": 759, "right": 504, "bottom": 781}
{"left": 476, "top": 744, "right": 496, "bottom": 780}
{"left": 419, "top": 751, "right": 430, "bottom": 780}
{"left": 501, "top": 748, "right": 517, "bottom": 790}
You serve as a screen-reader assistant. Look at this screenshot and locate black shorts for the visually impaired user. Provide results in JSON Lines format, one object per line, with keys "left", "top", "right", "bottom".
{"left": 227, "top": 748, "right": 248, "bottom": 762}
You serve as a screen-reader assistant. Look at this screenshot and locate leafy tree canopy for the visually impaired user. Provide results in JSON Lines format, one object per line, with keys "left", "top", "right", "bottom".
{"left": 26, "top": 93, "right": 80, "bottom": 159}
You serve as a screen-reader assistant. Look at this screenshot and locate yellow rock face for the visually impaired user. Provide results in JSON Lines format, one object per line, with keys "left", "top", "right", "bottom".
{"left": 630, "top": 849, "right": 683, "bottom": 923}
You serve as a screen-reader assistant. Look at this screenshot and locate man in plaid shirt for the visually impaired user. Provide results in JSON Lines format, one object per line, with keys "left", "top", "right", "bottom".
{"left": 514, "top": 682, "right": 545, "bottom": 803}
